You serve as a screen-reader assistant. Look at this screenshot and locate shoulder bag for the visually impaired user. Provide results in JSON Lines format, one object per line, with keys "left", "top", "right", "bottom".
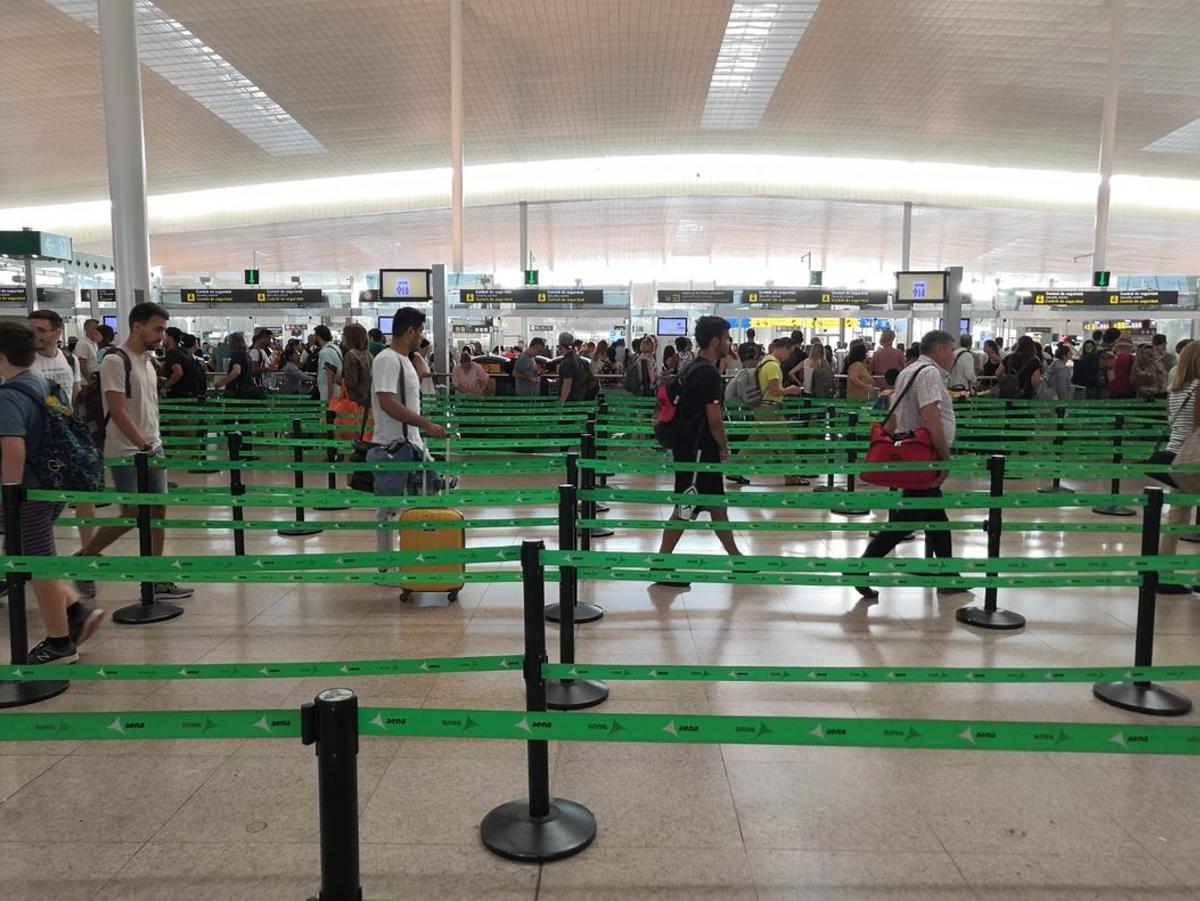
{"left": 861, "top": 365, "right": 942, "bottom": 490}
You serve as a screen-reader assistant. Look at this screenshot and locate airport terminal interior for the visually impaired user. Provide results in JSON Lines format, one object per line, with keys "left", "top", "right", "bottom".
{"left": 2, "top": 0, "right": 1200, "bottom": 898}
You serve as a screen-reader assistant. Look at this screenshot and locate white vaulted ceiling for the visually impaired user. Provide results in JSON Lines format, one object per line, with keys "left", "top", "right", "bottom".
{"left": 1, "top": 0, "right": 1199, "bottom": 275}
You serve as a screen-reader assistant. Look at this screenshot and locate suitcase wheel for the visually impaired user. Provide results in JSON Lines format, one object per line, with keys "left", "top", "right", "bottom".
{"left": 448, "top": 590, "right": 460, "bottom": 603}
{"left": 400, "top": 589, "right": 412, "bottom": 603}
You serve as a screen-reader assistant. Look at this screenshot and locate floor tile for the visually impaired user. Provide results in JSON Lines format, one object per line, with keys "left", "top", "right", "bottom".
{"left": 951, "top": 851, "right": 1192, "bottom": 900}
{"left": 540, "top": 843, "right": 755, "bottom": 900}
{"left": 0, "top": 841, "right": 141, "bottom": 901}
{"left": 749, "top": 848, "right": 972, "bottom": 900}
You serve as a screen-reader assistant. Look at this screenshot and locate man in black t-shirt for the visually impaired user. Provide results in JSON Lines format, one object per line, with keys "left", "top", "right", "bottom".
{"left": 161, "top": 327, "right": 201, "bottom": 398}
{"left": 655, "top": 316, "right": 743, "bottom": 587}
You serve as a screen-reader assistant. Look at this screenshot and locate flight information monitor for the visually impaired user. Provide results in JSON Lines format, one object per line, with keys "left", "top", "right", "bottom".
{"left": 378, "top": 315, "right": 394, "bottom": 337}
{"left": 656, "top": 317, "right": 688, "bottom": 336}
{"left": 379, "top": 269, "right": 433, "bottom": 301}
{"left": 896, "top": 271, "right": 947, "bottom": 303}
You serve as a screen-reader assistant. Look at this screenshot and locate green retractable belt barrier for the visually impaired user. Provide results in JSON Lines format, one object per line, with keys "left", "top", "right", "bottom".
{"left": 27, "top": 486, "right": 559, "bottom": 509}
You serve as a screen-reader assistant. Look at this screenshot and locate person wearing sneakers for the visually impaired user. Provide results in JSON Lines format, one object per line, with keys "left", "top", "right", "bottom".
{"left": 855, "top": 329, "right": 966, "bottom": 600}
{"left": 0, "top": 321, "right": 103, "bottom": 663}
{"left": 75, "top": 302, "right": 192, "bottom": 602}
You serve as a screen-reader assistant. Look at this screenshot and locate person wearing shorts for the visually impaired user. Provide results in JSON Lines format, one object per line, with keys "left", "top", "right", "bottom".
{"left": 75, "top": 302, "right": 192, "bottom": 602}
{"left": 0, "top": 321, "right": 104, "bottom": 664}
{"left": 654, "top": 316, "right": 743, "bottom": 588}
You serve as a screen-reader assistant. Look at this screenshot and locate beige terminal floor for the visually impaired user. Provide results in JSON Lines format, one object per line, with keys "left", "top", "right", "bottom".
{"left": 1, "top": 469, "right": 1199, "bottom": 900}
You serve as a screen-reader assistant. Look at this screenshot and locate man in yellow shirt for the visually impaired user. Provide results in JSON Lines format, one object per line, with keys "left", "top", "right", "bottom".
{"left": 754, "top": 337, "right": 805, "bottom": 487}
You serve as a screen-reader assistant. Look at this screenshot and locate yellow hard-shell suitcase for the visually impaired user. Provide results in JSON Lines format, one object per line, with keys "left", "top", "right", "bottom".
{"left": 397, "top": 507, "right": 465, "bottom": 603}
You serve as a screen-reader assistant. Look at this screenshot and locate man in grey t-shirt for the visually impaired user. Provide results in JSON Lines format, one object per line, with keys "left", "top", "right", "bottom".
{"left": 513, "top": 337, "right": 545, "bottom": 396}
{"left": 855, "top": 329, "right": 964, "bottom": 600}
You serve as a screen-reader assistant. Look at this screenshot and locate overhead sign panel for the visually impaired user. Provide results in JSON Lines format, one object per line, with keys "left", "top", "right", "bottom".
{"left": 0, "top": 287, "right": 75, "bottom": 307}
{"left": 179, "top": 288, "right": 325, "bottom": 305}
{"left": 379, "top": 269, "right": 433, "bottom": 301}
{"left": 896, "top": 271, "right": 948, "bottom": 303}
{"left": 741, "top": 288, "right": 888, "bottom": 307}
{"left": 0, "top": 287, "right": 29, "bottom": 303}
{"left": 656, "top": 290, "right": 734, "bottom": 304}
{"left": 460, "top": 288, "right": 603, "bottom": 305}
{"left": 80, "top": 288, "right": 117, "bottom": 305}
{"left": 1023, "top": 289, "right": 1179, "bottom": 307}
{"left": 0, "top": 230, "right": 73, "bottom": 261}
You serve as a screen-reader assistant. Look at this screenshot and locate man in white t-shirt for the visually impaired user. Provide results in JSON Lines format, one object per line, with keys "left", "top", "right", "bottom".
{"left": 75, "top": 318, "right": 101, "bottom": 382}
{"left": 945, "top": 334, "right": 978, "bottom": 392}
{"left": 371, "top": 307, "right": 448, "bottom": 560}
{"left": 76, "top": 302, "right": 193, "bottom": 602}
{"left": 27, "top": 310, "right": 82, "bottom": 403}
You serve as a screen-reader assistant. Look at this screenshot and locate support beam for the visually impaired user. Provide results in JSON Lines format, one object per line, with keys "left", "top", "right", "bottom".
{"left": 23, "top": 256, "right": 36, "bottom": 315}
{"left": 450, "top": 0, "right": 464, "bottom": 273}
{"left": 98, "top": 0, "right": 152, "bottom": 328}
{"left": 519, "top": 201, "right": 528, "bottom": 271}
{"left": 945, "top": 266, "right": 964, "bottom": 338}
{"left": 1092, "top": 0, "right": 1125, "bottom": 274}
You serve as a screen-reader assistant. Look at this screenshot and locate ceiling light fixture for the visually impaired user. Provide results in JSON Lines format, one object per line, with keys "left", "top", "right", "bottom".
{"left": 46, "top": 0, "right": 324, "bottom": 156}
{"left": 702, "top": 0, "right": 820, "bottom": 129}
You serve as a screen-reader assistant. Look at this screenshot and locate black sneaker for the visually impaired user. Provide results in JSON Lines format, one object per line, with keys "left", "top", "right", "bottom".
{"left": 72, "top": 550, "right": 97, "bottom": 599}
{"left": 726, "top": 475, "right": 751, "bottom": 486}
{"left": 68, "top": 602, "right": 105, "bottom": 647}
{"left": 153, "top": 582, "right": 194, "bottom": 600}
{"left": 26, "top": 639, "right": 79, "bottom": 665}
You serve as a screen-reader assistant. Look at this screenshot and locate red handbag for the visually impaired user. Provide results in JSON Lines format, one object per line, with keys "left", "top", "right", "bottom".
{"left": 861, "top": 365, "right": 942, "bottom": 490}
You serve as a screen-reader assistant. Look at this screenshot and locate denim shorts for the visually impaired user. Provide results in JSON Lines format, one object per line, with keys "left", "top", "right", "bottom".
{"left": 111, "top": 446, "right": 168, "bottom": 494}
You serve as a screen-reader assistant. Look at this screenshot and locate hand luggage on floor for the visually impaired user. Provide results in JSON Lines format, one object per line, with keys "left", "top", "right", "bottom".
{"left": 397, "top": 507, "right": 464, "bottom": 603}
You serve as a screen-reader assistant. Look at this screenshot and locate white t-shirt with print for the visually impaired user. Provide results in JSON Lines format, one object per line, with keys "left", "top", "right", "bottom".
{"left": 31, "top": 349, "right": 81, "bottom": 397}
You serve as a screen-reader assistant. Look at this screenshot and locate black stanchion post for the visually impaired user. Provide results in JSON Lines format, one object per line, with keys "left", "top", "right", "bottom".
{"left": 548, "top": 471, "right": 604, "bottom": 625}
{"left": 302, "top": 688, "right": 363, "bottom": 901}
{"left": 955, "top": 455, "right": 1026, "bottom": 630}
{"left": 582, "top": 428, "right": 613, "bottom": 539}
{"left": 587, "top": 415, "right": 612, "bottom": 520}
{"left": 279, "top": 418, "right": 323, "bottom": 536}
{"left": 1094, "top": 487, "right": 1192, "bottom": 715}
{"left": 481, "top": 540, "right": 597, "bottom": 861}
{"left": 812, "top": 404, "right": 841, "bottom": 493}
{"left": 546, "top": 484, "right": 609, "bottom": 707}
{"left": 1038, "top": 405, "right": 1074, "bottom": 494}
{"left": 0, "top": 484, "right": 69, "bottom": 707}
{"left": 565, "top": 451, "right": 579, "bottom": 490}
{"left": 595, "top": 397, "right": 609, "bottom": 490}
{"left": 228, "top": 432, "right": 246, "bottom": 557}
{"left": 835, "top": 410, "right": 869, "bottom": 516}
{"left": 315, "top": 410, "right": 349, "bottom": 512}
{"left": 1093, "top": 414, "right": 1136, "bottom": 516}
{"left": 112, "top": 453, "right": 184, "bottom": 625}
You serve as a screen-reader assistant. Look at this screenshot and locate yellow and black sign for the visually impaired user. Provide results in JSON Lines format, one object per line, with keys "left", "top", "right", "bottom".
{"left": 178, "top": 288, "right": 325, "bottom": 305}
{"left": 741, "top": 288, "right": 888, "bottom": 307}
{"left": 460, "top": 288, "right": 603, "bottom": 305}
{"left": 1024, "top": 289, "right": 1177, "bottom": 308}
{"left": 655, "top": 290, "right": 734, "bottom": 304}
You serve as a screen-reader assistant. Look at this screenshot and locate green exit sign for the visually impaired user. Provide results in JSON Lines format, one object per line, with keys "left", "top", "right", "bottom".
{"left": 244, "top": 269, "right": 260, "bottom": 285}
{"left": 809, "top": 270, "right": 823, "bottom": 287}
{"left": 1093, "top": 270, "right": 1111, "bottom": 288}
{"left": 524, "top": 269, "right": 539, "bottom": 286}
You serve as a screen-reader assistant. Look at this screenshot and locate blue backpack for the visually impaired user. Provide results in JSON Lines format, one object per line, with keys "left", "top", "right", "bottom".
{"left": 2, "top": 378, "right": 104, "bottom": 492}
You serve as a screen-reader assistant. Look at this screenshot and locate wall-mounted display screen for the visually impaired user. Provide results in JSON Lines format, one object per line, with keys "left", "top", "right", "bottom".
{"left": 896, "top": 271, "right": 947, "bottom": 303}
{"left": 656, "top": 317, "right": 688, "bottom": 336}
{"left": 102, "top": 315, "right": 118, "bottom": 331}
{"left": 379, "top": 269, "right": 433, "bottom": 301}
{"left": 378, "top": 315, "right": 394, "bottom": 337}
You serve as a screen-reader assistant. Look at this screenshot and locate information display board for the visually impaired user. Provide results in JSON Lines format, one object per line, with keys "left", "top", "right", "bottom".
{"left": 0, "top": 287, "right": 28, "bottom": 304}
{"left": 178, "top": 288, "right": 326, "bottom": 305}
{"left": 656, "top": 317, "right": 688, "bottom": 336}
{"left": 0, "top": 230, "right": 73, "bottom": 261}
{"left": 656, "top": 290, "right": 734, "bottom": 304}
{"left": 80, "top": 288, "right": 116, "bottom": 305}
{"left": 741, "top": 288, "right": 888, "bottom": 307}
{"left": 379, "top": 269, "right": 433, "bottom": 301}
{"left": 459, "top": 288, "right": 603, "bottom": 305}
{"left": 1023, "top": 289, "right": 1179, "bottom": 307}
{"left": 896, "top": 271, "right": 947, "bottom": 303}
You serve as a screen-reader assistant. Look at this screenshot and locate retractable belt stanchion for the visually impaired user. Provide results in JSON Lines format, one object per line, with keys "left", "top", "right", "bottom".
{"left": 278, "top": 418, "right": 323, "bottom": 537}
{"left": 580, "top": 430, "right": 613, "bottom": 541}
{"left": 955, "top": 454, "right": 1026, "bottom": 630}
{"left": 302, "top": 687, "right": 363, "bottom": 901}
{"left": 586, "top": 415, "right": 612, "bottom": 522}
{"left": 1093, "top": 414, "right": 1137, "bottom": 516}
{"left": 314, "top": 409, "right": 348, "bottom": 512}
{"left": 1038, "top": 405, "right": 1074, "bottom": 494}
{"left": 1093, "top": 487, "right": 1193, "bottom": 716}
{"left": 549, "top": 461, "right": 604, "bottom": 624}
{"left": 0, "top": 484, "right": 69, "bottom": 707}
{"left": 481, "top": 539, "right": 597, "bottom": 862}
{"left": 112, "top": 453, "right": 184, "bottom": 625}
{"left": 836, "top": 410, "right": 869, "bottom": 516}
{"left": 812, "top": 404, "right": 842, "bottom": 494}
{"left": 227, "top": 432, "right": 246, "bottom": 557}
{"left": 545, "top": 484, "right": 609, "bottom": 710}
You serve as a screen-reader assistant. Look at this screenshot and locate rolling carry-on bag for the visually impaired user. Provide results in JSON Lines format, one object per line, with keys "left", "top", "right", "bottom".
{"left": 397, "top": 507, "right": 465, "bottom": 603}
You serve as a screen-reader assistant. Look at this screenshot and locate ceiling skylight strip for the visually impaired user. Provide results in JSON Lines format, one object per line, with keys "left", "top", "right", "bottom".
{"left": 702, "top": 0, "right": 820, "bottom": 129}
{"left": 1143, "top": 118, "right": 1200, "bottom": 155}
{"left": 46, "top": 0, "right": 324, "bottom": 156}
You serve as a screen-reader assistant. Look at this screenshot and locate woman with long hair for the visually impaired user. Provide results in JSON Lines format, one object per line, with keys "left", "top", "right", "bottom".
{"left": 844, "top": 343, "right": 873, "bottom": 401}
{"left": 1156, "top": 342, "right": 1200, "bottom": 593}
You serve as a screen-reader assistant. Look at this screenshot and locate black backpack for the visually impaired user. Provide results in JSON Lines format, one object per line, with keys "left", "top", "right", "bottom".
{"left": 76, "top": 349, "right": 132, "bottom": 446}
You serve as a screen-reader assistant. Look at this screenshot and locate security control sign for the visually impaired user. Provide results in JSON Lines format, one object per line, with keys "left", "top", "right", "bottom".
{"left": 656, "top": 290, "right": 734, "bottom": 304}
{"left": 179, "top": 288, "right": 325, "bottom": 305}
{"left": 0, "top": 287, "right": 28, "bottom": 303}
{"left": 1023, "top": 289, "right": 1179, "bottom": 307}
{"left": 741, "top": 288, "right": 888, "bottom": 307}
{"left": 460, "top": 288, "right": 603, "bottom": 305}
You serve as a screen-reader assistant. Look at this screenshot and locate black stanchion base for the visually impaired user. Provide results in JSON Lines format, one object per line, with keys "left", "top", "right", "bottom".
{"left": 1092, "top": 505, "right": 1137, "bottom": 517}
{"left": 1037, "top": 485, "right": 1075, "bottom": 494}
{"left": 481, "top": 798, "right": 597, "bottom": 863}
{"left": 594, "top": 504, "right": 610, "bottom": 513}
{"left": 811, "top": 486, "right": 846, "bottom": 494}
{"left": 277, "top": 527, "right": 324, "bottom": 537}
{"left": 587, "top": 527, "right": 615, "bottom": 539}
{"left": 1093, "top": 681, "right": 1193, "bottom": 717}
{"left": 544, "top": 602, "right": 605, "bottom": 624}
{"left": 955, "top": 605, "right": 1026, "bottom": 631}
{"left": 313, "top": 506, "right": 349, "bottom": 512}
{"left": 1180, "top": 534, "right": 1200, "bottom": 544}
{"left": 0, "top": 679, "right": 70, "bottom": 709}
{"left": 834, "top": 507, "right": 870, "bottom": 517}
{"left": 112, "top": 600, "right": 185, "bottom": 625}
{"left": 546, "top": 679, "right": 609, "bottom": 710}
{"left": 186, "top": 469, "right": 221, "bottom": 475}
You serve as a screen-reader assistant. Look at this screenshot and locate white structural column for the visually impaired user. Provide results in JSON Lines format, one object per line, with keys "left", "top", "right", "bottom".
{"left": 98, "top": 0, "right": 152, "bottom": 328}
{"left": 1092, "top": 0, "right": 1125, "bottom": 273}
{"left": 901, "top": 202, "right": 912, "bottom": 271}
{"left": 450, "top": 0, "right": 464, "bottom": 273}
{"left": 518, "top": 201, "right": 528, "bottom": 271}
